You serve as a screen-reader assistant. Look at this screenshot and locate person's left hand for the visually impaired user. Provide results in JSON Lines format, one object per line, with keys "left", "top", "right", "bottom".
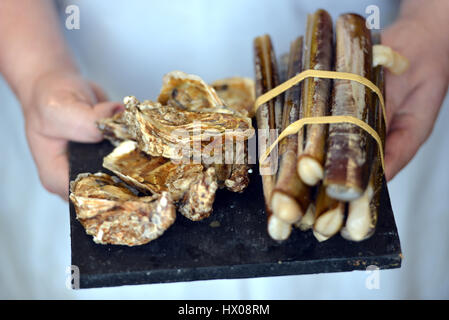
{"left": 22, "top": 70, "right": 122, "bottom": 199}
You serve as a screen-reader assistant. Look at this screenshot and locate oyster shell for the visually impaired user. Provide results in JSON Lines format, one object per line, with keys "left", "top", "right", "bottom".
{"left": 203, "top": 141, "right": 250, "bottom": 193}
{"left": 209, "top": 77, "right": 254, "bottom": 192}
{"left": 211, "top": 77, "right": 256, "bottom": 118}
{"left": 123, "top": 96, "right": 253, "bottom": 160}
{"left": 158, "top": 71, "right": 225, "bottom": 112}
{"left": 102, "top": 140, "right": 218, "bottom": 220}
{"left": 69, "top": 172, "right": 176, "bottom": 246}
{"left": 103, "top": 140, "right": 202, "bottom": 199}
{"left": 157, "top": 72, "right": 254, "bottom": 193}
{"left": 224, "top": 164, "right": 250, "bottom": 193}
{"left": 179, "top": 167, "right": 218, "bottom": 221}
{"left": 97, "top": 111, "right": 133, "bottom": 146}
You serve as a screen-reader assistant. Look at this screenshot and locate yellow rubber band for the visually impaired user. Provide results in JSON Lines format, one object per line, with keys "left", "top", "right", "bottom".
{"left": 254, "top": 69, "right": 386, "bottom": 121}
{"left": 259, "top": 116, "right": 385, "bottom": 171}
{"left": 255, "top": 69, "right": 386, "bottom": 172}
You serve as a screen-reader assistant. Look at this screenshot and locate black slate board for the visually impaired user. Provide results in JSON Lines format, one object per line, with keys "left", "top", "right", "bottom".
{"left": 69, "top": 140, "right": 402, "bottom": 289}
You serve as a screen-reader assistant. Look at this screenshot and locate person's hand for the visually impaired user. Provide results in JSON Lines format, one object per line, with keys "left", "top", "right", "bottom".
{"left": 382, "top": 7, "right": 449, "bottom": 181}
{"left": 22, "top": 70, "right": 122, "bottom": 199}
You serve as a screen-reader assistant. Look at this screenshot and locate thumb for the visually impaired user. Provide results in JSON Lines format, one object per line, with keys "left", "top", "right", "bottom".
{"left": 384, "top": 126, "right": 416, "bottom": 181}
{"left": 93, "top": 101, "right": 124, "bottom": 120}
{"left": 79, "top": 101, "right": 124, "bottom": 142}
{"left": 41, "top": 100, "right": 123, "bottom": 143}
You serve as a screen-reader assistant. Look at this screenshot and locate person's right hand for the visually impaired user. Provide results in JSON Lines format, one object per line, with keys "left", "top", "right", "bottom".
{"left": 22, "top": 70, "right": 122, "bottom": 199}
{"left": 382, "top": 1, "right": 449, "bottom": 181}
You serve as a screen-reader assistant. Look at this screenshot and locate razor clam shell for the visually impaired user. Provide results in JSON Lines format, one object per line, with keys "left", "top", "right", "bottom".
{"left": 324, "top": 13, "right": 374, "bottom": 201}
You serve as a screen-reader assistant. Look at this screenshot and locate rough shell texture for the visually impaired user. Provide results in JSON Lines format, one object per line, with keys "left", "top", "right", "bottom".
{"left": 102, "top": 141, "right": 219, "bottom": 220}
{"left": 97, "top": 111, "right": 134, "bottom": 146}
{"left": 69, "top": 172, "right": 176, "bottom": 246}
{"left": 124, "top": 72, "right": 254, "bottom": 195}
{"left": 225, "top": 164, "right": 250, "bottom": 193}
{"left": 158, "top": 71, "right": 225, "bottom": 112}
{"left": 123, "top": 96, "right": 253, "bottom": 160}
{"left": 211, "top": 77, "right": 256, "bottom": 118}
{"left": 159, "top": 73, "right": 255, "bottom": 194}
{"left": 103, "top": 140, "right": 205, "bottom": 200}
{"left": 178, "top": 167, "right": 218, "bottom": 221}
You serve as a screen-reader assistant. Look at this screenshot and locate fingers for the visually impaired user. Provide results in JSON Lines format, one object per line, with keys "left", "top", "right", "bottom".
{"left": 94, "top": 101, "right": 124, "bottom": 119}
{"left": 384, "top": 124, "right": 419, "bottom": 181}
{"left": 26, "top": 78, "right": 125, "bottom": 198}
{"left": 383, "top": 71, "right": 419, "bottom": 180}
{"left": 26, "top": 128, "right": 70, "bottom": 200}
{"left": 384, "top": 69, "right": 413, "bottom": 131}
{"left": 39, "top": 99, "right": 123, "bottom": 143}
{"left": 380, "top": 19, "right": 449, "bottom": 180}
{"left": 384, "top": 80, "right": 442, "bottom": 180}
{"left": 43, "top": 150, "right": 70, "bottom": 200}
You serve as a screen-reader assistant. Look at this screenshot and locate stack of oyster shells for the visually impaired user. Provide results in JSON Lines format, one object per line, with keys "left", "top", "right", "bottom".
{"left": 70, "top": 71, "right": 255, "bottom": 246}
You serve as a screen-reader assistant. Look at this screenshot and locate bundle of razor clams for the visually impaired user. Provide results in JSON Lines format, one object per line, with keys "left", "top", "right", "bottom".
{"left": 254, "top": 11, "right": 408, "bottom": 242}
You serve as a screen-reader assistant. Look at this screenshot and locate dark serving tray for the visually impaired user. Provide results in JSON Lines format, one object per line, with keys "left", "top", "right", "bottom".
{"left": 69, "top": 140, "right": 402, "bottom": 289}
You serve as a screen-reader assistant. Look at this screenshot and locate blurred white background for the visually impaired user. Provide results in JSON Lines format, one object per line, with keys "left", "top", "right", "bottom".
{"left": 1, "top": 0, "right": 448, "bottom": 299}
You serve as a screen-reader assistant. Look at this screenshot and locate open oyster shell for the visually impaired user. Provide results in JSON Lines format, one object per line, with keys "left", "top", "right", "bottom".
{"left": 96, "top": 111, "right": 133, "bottom": 146}
{"left": 79, "top": 71, "right": 254, "bottom": 241}
{"left": 69, "top": 172, "right": 176, "bottom": 246}
{"left": 179, "top": 167, "right": 218, "bottom": 221}
{"left": 208, "top": 76, "right": 255, "bottom": 192}
{"left": 211, "top": 77, "right": 256, "bottom": 118}
{"left": 158, "top": 71, "right": 225, "bottom": 112}
{"left": 158, "top": 71, "right": 255, "bottom": 118}
{"left": 123, "top": 96, "right": 253, "bottom": 160}
{"left": 103, "top": 140, "right": 218, "bottom": 220}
